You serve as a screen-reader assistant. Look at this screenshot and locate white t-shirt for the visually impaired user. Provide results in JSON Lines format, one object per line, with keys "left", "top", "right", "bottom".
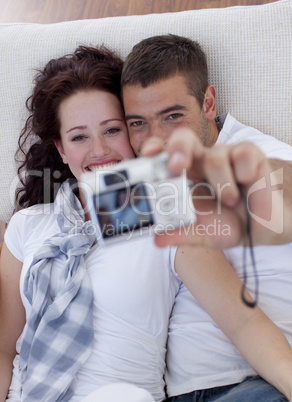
{"left": 165, "top": 113, "right": 292, "bottom": 397}
{"left": 216, "top": 113, "right": 292, "bottom": 158}
{"left": 5, "top": 203, "right": 180, "bottom": 402}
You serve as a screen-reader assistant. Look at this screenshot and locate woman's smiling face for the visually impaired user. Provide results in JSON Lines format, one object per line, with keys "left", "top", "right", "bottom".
{"left": 55, "top": 89, "right": 135, "bottom": 181}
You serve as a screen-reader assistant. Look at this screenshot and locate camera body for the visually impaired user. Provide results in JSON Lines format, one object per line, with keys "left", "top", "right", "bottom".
{"left": 81, "top": 152, "right": 196, "bottom": 244}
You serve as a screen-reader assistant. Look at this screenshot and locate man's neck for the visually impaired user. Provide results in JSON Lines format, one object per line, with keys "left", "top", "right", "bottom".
{"left": 209, "top": 119, "right": 220, "bottom": 147}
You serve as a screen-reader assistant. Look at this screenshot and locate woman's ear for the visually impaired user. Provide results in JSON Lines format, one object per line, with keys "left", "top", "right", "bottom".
{"left": 54, "top": 140, "right": 68, "bottom": 164}
{"left": 203, "top": 84, "right": 217, "bottom": 120}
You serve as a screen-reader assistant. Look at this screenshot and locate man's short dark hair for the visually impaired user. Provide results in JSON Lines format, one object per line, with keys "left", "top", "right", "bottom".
{"left": 121, "top": 34, "right": 209, "bottom": 107}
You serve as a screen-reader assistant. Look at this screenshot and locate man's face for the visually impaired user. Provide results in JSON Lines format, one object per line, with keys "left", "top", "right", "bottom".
{"left": 122, "top": 74, "right": 217, "bottom": 155}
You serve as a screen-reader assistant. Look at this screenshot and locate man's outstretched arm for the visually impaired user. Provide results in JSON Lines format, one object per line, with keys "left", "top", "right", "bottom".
{"left": 142, "top": 129, "right": 292, "bottom": 248}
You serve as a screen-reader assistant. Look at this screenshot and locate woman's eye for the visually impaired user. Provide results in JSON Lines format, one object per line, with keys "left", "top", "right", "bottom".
{"left": 72, "top": 135, "right": 85, "bottom": 142}
{"left": 105, "top": 127, "right": 120, "bottom": 135}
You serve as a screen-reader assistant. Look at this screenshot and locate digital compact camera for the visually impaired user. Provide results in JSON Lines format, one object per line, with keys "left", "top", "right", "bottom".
{"left": 81, "top": 152, "right": 196, "bottom": 244}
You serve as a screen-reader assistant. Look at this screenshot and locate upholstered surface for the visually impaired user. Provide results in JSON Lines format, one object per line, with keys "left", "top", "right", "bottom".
{"left": 0, "top": 0, "right": 291, "bottom": 222}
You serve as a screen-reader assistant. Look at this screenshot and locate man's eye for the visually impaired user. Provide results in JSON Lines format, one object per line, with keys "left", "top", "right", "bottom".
{"left": 129, "top": 121, "right": 144, "bottom": 128}
{"left": 168, "top": 113, "right": 183, "bottom": 120}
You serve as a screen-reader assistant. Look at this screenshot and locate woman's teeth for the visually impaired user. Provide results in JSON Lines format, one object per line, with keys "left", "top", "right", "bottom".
{"left": 87, "top": 162, "right": 117, "bottom": 171}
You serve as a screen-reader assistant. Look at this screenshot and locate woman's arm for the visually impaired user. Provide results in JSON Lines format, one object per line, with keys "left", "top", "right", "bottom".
{"left": 175, "top": 245, "right": 292, "bottom": 401}
{"left": 0, "top": 221, "right": 6, "bottom": 253}
{"left": 0, "top": 242, "right": 25, "bottom": 402}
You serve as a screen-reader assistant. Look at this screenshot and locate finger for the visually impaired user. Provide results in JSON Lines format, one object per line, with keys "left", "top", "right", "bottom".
{"left": 166, "top": 129, "right": 206, "bottom": 180}
{"left": 230, "top": 141, "right": 267, "bottom": 185}
{"left": 140, "top": 137, "right": 165, "bottom": 157}
{"left": 202, "top": 144, "right": 240, "bottom": 207}
{"left": 230, "top": 143, "right": 284, "bottom": 240}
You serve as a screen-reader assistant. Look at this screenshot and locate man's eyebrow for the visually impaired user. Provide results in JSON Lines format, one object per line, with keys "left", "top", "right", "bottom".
{"left": 125, "top": 105, "right": 187, "bottom": 121}
{"left": 157, "top": 105, "right": 187, "bottom": 116}
{"left": 125, "top": 114, "right": 143, "bottom": 121}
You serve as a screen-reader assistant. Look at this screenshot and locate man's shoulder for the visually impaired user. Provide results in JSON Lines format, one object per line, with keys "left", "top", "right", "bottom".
{"left": 217, "top": 114, "right": 292, "bottom": 159}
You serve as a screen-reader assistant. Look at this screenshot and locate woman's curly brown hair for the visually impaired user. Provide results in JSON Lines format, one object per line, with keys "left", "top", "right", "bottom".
{"left": 15, "top": 45, "right": 123, "bottom": 209}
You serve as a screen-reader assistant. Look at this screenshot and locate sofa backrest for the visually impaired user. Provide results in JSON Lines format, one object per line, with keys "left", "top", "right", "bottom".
{"left": 0, "top": 0, "right": 291, "bottom": 222}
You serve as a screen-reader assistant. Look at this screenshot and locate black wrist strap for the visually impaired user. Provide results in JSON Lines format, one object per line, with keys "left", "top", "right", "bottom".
{"left": 238, "top": 186, "right": 259, "bottom": 308}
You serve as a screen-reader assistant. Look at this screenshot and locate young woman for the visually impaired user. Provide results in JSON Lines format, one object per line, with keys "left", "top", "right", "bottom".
{"left": 0, "top": 45, "right": 291, "bottom": 402}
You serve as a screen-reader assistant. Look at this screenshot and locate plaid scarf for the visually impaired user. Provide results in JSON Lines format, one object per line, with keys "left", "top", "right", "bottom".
{"left": 19, "top": 179, "right": 95, "bottom": 401}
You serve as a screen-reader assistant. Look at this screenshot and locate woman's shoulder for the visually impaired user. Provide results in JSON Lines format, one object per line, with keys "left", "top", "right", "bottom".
{"left": 17, "top": 203, "right": 54, "bottom": 214}
{"left": 5, "top": 203, "right": 56, "bottom": 261}
{"left": 8, "top": 203, "right": 55, "bottom": 231}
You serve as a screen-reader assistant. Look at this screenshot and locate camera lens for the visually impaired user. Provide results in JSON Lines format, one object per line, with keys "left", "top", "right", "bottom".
{"left": 104, "top": 169, "right": 128, "bottom": 186}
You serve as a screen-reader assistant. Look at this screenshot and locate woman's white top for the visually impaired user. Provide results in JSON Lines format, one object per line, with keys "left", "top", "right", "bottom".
{"left": 5, "top": 203, "right": 180, "bottom": 402}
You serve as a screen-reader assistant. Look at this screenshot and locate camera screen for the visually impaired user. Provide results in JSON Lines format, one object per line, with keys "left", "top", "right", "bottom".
{"left": 93, "top": 183, "right": 154, "bottom": 238}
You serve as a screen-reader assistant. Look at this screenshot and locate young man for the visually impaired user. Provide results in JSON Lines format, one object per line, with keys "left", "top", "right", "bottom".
{"left": 121, "top": 34, "right": 292, "bottom": 249}
{"left": 121, "top": 34, "right": 292, "bottom": 402}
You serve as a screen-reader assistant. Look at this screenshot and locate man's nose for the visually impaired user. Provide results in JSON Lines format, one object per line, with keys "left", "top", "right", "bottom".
{"left": 148, "top": 124, "right": 170, "bottom": 145}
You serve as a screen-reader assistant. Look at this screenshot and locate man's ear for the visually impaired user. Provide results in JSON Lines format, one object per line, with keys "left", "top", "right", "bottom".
{"left": 203, "top": 84, "right": 217, "bottom": 120}
{"left": 54, "top": 140, "right": 68, "bottom": 164}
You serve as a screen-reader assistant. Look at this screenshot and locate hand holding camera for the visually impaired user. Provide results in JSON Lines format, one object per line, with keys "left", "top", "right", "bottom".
{"left": 81, "top": 152, "right": 196, "bottom": 244}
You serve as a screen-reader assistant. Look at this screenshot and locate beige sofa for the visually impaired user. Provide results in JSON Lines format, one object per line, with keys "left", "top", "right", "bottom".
{"left": 0, "top": 0, "right": 291, "bottom": 224}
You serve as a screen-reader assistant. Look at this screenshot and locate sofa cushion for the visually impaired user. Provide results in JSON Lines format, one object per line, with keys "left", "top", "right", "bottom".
{"left": 0, "top": 0, "right": 291, "bottom": 222}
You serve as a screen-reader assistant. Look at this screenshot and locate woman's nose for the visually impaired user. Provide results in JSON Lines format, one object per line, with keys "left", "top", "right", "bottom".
{"left": 90, "top": 136, "right": 111, "bottom": 157}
